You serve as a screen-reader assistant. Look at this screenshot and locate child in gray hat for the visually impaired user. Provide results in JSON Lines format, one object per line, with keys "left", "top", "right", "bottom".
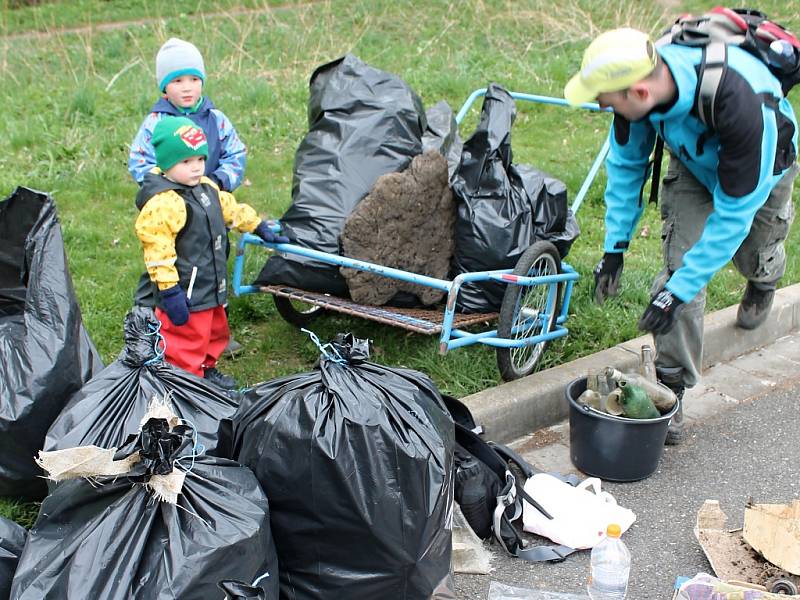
{"left": 128, "top": 38, "right": 247, "bottom": 192}
{"left": 129, "top": 38, "right": 250, "bottom": 356}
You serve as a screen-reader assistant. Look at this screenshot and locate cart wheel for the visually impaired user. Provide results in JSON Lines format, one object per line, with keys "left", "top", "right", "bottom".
{"left": 273, "top": 295, "right": 326, "bottom": 328}
{"left": 766, "top": 572, "right": 800, "bottom": 595}
{"left": 496, "top": 241, "right": 562, "bottom": 382}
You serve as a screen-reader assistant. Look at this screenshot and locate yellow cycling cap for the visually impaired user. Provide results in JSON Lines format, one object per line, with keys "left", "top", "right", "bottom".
{"left": 564, "top": 28, "right": 658, "bottom": 106}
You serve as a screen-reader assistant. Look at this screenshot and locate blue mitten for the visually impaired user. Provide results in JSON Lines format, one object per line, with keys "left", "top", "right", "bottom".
{"left": 160, "top": 285, "right": 190, "bottom": 326}
{"left": 254, "top": 221, "right": 291, "bottom": 244}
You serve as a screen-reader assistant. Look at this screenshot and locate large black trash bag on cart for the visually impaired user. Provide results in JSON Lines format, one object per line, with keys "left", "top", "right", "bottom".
{"left": 230, "top": 333, "right": 455, "bottom": 600}
{"left": 11, "top": 415, "right": 279, "bottom": 600}
{"left": 45, "top": 306, "right": 238, "bottom": 456}
{"left": 0, "top": 187, "right": 102, "bottom": 499}
{"left": 450, "top": 84, "right": 580, "bottom": 313}
{"left": 255, "top": 54, "right": 427, "bottom": 296}
{"left": 1, "top": 516, "right": 26, "bottom": 598}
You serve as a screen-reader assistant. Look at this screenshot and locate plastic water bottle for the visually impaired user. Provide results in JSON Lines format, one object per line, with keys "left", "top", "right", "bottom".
{"left": 587, "top": 523, "right": 631, "bottom": 599}
{"left": 768, "top": 39, "right": 796, "bottom": 71}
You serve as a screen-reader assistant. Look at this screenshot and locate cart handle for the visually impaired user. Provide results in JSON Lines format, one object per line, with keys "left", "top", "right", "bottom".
{"left": 454, "top": 88, "right": 611, "bottom": 215}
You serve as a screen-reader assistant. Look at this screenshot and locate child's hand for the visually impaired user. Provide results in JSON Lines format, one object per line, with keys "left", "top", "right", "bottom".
{"left": 255, "top": 221, "right": 291, "bottom": 244}
{"left": 160, "top": 285, "right": 190, "bottom": 326}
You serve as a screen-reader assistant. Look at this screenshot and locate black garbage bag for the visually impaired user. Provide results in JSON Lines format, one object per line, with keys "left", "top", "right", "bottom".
{"left": 11, "top": 415, "right": 279, "bottom": 600}
{"left": 1, "top": 516, "right": 26, "bottom": 599}
{"left": 230, "top": 333, "right": 455, "bottom": 600}
{"left": 255, "top": 54, "right": 427, "bottom": 296}
{"left": 0, "top": 187, "right": 102, "bottom": 499}
{"left": 450, "top": 84, "right": 580, "bottom": 313}
{"left": 44, "top": 306, "right": 239, "bottom": 457}
{"left": 219, "top": 580, "right": 268, "bottom": 599}
{"left": 422, "top": 100, "right": 463, "bottom": 180}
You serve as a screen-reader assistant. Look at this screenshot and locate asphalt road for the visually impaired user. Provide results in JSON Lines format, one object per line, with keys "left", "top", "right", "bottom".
{"left": 453, "top": 376, "right": 800, "bottom": 599}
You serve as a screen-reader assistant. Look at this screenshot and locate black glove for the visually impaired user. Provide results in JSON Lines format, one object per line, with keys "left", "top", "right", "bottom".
{"left": 160, "top": 285, "right": 190, "bottom": 326}
{"left": 638, "top": 288, "right": 684, "bottom": 335}
{"left": 254, "top": 221, "right": 290, "bottom": 244}
{"left": 593, "top": 252, "right": 624, "bottom": 304}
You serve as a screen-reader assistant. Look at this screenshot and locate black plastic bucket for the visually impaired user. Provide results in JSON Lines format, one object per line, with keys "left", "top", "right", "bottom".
{"left": 566, "top": 377, "right": 679, "bottom": 482}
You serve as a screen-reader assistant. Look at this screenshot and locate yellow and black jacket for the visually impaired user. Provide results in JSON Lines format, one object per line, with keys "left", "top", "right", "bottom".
{"left": 134, "top": 169, "right": 261, "bottom": 311}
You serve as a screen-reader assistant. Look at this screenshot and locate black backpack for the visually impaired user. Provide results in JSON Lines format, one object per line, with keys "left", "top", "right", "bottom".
{"left": 443, "top": 395, "right": 581, "bottom": 562}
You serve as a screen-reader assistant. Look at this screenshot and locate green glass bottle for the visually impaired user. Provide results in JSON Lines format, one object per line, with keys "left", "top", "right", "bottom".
{"left": 619, "top": 383, "right": 660, "bottom": 419}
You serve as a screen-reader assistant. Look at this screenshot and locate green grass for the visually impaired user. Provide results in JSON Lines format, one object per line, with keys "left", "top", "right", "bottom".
{"left": 1, "top": 0, "right": 799, "bottom": 524}
{"left": 0, "top": 0, "right": 312, "bottom": 33}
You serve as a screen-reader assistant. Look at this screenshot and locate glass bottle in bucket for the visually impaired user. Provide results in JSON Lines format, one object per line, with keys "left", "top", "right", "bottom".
{"left": 588, "top": 523, "right": 631, "bottom": 599}
{"left": 639, "top": 345, "right": 657, "bottom": 383}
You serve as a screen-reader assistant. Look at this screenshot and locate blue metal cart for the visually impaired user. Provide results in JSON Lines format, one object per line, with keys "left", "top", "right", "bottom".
{"left": 232, "top": 90, "right": 609, "bottom": 381}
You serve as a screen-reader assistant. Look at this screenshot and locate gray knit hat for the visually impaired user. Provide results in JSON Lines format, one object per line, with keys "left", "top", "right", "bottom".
{"left": 156, "top": 38, "right": 206, "bottom": 91}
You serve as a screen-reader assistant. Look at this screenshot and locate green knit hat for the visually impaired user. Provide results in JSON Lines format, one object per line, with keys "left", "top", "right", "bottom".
{"left": 152, "top": 116, "right": 209, "bottom": 171}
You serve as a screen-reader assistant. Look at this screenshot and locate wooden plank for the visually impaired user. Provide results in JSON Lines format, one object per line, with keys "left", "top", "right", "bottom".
{"left": 261, "top": 285, "right": 498, "bottom": 335}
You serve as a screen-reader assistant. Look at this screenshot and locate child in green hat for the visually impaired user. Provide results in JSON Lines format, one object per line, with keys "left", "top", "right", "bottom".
{"left": 134, "top": 116, "right": 288, "bottom": 390}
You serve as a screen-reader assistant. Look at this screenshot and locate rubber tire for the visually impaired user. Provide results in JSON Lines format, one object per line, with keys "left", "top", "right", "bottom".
{"left": 496, "top": 241, "right": 563, "bottom": 382}
{"left": 273, "top": 295, "right": 326, "bottom": 328}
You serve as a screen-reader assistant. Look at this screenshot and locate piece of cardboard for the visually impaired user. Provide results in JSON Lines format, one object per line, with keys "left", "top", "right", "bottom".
{"left": 694, "top": 500, "right": 769, "bottom": 585}
{"left": 743, "top": 500, "right": 800, "bottom": 576}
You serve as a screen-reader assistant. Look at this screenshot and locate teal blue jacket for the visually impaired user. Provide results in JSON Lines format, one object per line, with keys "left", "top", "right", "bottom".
{"left": 603, "top": 43, "right": 797, "bottom": 302}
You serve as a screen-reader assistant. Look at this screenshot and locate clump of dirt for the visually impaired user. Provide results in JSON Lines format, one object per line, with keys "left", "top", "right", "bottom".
{"left": 341, "top": 150, "right": 455, "bottom": 306}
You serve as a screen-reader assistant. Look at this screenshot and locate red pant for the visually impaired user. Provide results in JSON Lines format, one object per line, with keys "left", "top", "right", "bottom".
{"left": 155, "top": 305, "right": 229, "bottom": 377}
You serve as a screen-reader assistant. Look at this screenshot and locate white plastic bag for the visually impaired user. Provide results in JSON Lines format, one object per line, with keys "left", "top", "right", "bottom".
{"left": 521, "top": 474, "right": 635, "bottom": 549}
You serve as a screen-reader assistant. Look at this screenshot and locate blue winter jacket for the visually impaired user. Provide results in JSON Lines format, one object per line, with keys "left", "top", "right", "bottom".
{"left": 128, "top": 97, "right": 247, "bottom": 191}
{"left": 603, "top": 43, "right": 798, "bottom": 303}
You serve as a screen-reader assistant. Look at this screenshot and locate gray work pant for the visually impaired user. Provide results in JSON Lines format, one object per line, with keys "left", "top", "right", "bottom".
{"left": 653, "top": 157, "right": 799, "bottom": 389}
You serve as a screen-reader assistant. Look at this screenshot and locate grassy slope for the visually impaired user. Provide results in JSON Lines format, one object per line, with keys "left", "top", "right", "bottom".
{"left": 0, "top": 0, "right": 798, "bottom": 521}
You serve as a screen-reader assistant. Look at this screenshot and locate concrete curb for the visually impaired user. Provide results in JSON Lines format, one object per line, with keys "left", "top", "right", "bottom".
{"left": 462, "top": 282, "right": 800, "bottom": 444}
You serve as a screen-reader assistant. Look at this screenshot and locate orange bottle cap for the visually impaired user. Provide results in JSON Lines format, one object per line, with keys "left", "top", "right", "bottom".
{"left": 607, "top": 524, "right": 621, "bottom": 537}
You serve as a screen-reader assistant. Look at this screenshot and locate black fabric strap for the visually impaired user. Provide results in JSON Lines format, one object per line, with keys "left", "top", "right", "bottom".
{"left": 649, "top": 136, "right": 665, "bottom": 205}
{"left": 515, "top": 543, "right": 578, "bottom": 563}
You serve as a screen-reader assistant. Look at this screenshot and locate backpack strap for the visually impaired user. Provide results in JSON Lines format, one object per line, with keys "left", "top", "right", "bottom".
{"left": 648, "top": 135, "right": 665, "bottom": 205}
{"left": 491, "top": 482, "right": 578, "bottom": 562}
{"left": 515, "top": 543, "right": 578, "bottom": 562}
{"left": 696, "top": 41, "right": 728, "bottom": 130}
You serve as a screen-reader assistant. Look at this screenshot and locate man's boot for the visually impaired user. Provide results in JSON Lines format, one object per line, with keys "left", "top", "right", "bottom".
{"left": 657, "top": 367, "right": 685, "bottom": 445}
{"left": 736, "top": 281, "right": 776, "bottom": 330}
{"left": 664, "top": 391, "right": 685, "bottom": 445}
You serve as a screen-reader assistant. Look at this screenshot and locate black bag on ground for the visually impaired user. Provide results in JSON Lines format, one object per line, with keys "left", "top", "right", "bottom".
{"left": 441, "top": 395, "right": 580, "bottom": 563}
{"left": 230, "top": 333, "right": 455, "bottom": 600}
{"left": 44, "top": 306, "right": 238, "bottom": 457}
{"left": 255, "top": 54, "right": 427, "bottom": 296}
{"left": 11, "top": 417, "right": 279, "bottom": 600}
{"left": 1, "top": 516, "right": 26, "bottom": 599}
{"left": 450, "top": 84, "right": 580, "bottom": 313}
{"left": 0, "top": 187, "right": 102, "bottom": 499}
